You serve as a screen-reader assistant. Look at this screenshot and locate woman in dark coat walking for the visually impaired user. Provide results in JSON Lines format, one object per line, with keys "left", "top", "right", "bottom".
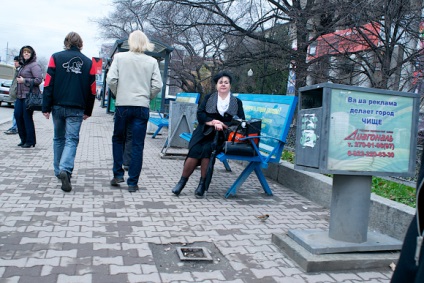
{"left": 171, "top": 71, "right": 245, "bottom": 198}
{"left": 14, "top": 45, "right": 43, "bottom": 148}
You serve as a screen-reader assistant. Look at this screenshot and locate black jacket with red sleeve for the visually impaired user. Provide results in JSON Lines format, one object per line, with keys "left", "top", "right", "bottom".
{"left": 42, "top": 46, "right": 96, "bottom": 116}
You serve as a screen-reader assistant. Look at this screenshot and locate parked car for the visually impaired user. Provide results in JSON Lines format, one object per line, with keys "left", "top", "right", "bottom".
{"left": 0, "top": 79, "right": 13, "bottom": 106}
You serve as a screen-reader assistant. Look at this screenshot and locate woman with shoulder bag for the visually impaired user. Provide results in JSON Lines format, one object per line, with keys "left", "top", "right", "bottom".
{"left": 171, "top": 71, "right": 245, "bottom": 198}
{"left": 14, "top": 46, "right": 43, "bottom": 148}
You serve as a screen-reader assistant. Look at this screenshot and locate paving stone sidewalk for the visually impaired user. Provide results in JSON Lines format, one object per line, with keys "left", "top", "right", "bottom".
{"left": 0, "top": 102, "right": 394, "bottom": 283}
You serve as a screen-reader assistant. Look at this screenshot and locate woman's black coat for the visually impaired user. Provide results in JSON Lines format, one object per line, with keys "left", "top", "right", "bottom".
{"left": 188, "top": 93, "right": 245, "bottom": 150}
{"left": 391, "top": 151, "right": 424, "bottom": 282}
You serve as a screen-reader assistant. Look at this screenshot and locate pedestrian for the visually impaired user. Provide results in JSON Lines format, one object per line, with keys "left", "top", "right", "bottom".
{"left": 171, "top": 71, "right": 245, "bottom": 198}
{"left": 14, "top": 46, "right": 43, "bottom": 148}
{"left": 107, "top": 30, "right": 163, "bottom": 192}
{"left": 390, "top": 151, "right": 424, "bottom": 282}
{"left": 42, "top": 31, "right": 96, "bottom": 192}
{"left": 4, "top": 56, "right": 21, "bottom": 135}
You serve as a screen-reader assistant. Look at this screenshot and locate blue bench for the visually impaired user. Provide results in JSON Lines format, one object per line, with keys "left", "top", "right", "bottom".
{"left": 149, "top": 93, "right": 200, "bottom": 138}
{"left": 179, "top": 132, "right": 193, "bottom": 143}
{"left": 217, "top": 94, "right": 298, "bottom": 198}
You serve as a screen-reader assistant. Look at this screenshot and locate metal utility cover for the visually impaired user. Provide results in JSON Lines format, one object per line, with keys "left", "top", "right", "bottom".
{"left": 176, "top": 247, "right": 213, "bottom": 261}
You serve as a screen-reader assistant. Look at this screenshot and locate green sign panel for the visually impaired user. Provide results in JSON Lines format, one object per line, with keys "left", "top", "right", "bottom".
{"left": 327, "top": 89, "right": 414, "bottom": 173}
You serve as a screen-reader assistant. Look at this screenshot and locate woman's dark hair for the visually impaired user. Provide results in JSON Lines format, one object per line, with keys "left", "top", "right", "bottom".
{"left": 213, "top": 71, "right": 233, "bottom": 84}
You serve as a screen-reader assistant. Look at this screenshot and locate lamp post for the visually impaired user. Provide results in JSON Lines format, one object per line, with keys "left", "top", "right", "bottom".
{"left": 247, "top": 69, "right": 254, "bottom": 93}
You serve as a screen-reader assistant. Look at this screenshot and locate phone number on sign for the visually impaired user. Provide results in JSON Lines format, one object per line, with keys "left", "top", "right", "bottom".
{"left": 347, "top": 150, "right": 395, "bottom": 158}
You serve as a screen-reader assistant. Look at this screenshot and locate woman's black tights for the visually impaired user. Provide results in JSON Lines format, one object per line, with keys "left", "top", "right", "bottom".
{"left": 182, "top": 157, "right": 210, "bottom": 179}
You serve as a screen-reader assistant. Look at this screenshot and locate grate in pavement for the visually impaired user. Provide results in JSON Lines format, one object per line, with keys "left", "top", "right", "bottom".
{"left": 176, "top": 246, "right": 213, "bottom": 261}
{"left": 149, "top": 242, "right": 235, "bottom": 274}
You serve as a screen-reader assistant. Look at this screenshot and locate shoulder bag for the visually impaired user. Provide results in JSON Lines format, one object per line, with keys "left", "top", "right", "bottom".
{"left": 224, "top": 118, "right": 262, "bottom": 156}
{"left": 25, "top": 80, "right": 43, "bottom": 111}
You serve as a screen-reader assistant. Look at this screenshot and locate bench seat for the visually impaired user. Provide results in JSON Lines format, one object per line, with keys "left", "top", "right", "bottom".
{"left": 149, "top": 116, "right": 169, "bottom": 138}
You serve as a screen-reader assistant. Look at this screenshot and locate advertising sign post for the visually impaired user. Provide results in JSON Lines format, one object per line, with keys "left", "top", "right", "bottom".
{"left": 292, "top": 83, "right": 419, "bottom": 254}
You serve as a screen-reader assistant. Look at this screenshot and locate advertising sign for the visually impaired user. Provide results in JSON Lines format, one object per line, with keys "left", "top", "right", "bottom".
{"left": 234, "top": 94, "right": 295, "bottom": 154}
{"left": 327, "top": 88, "right": 414, "bottom": 173}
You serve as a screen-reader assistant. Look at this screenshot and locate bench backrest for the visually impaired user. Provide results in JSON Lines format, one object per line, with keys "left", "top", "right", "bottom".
{"left": 175, "top": 92, "right": 200, "bottom": 104}
{"left": 234, "top": 94, "right": 298, "bottom": 157}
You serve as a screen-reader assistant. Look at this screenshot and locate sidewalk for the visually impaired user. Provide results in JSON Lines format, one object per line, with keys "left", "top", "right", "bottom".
{"left": 0, "top": 101, "right": 393, "bottom": 283}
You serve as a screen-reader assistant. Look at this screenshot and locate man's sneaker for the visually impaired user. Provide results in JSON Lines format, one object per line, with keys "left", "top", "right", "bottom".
{"left": 128, "top": 185, "right": 139, "bottom": 192}
{"left": 59, "top": 170, "right": 72, "bottom": 192}
{"left": 110, "top": 177, "right": 125, "bottom": 186}
{"left": 4, "top": 129, "right": 18, "bottom": 135}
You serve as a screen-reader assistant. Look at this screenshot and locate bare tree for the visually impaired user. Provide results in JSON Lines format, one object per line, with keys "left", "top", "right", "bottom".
{"left": 93, "top": 0, "right": 293, "bottom": 94}
{"left": 307, "top": 0, "right": 424, "bottom": 91}
{"left": 156, "top": 0, "right": 336, "bottom": 91}
{"left": 160, "top": 0, "right": 424, "bottom": 92}
{"left": 94, "top": 0, "right": 423, "bottom": 93}
{"left": 150, "top": 2, "right": 230, "bottom": 94}
{"left": 5, "top": 47, "right": 20, "bottom": 64}
{"left": 37, "top": 56, "right": 48, "bottom": 78}
{"left": 93, "top": 0, "right": 158, "bottom": 41}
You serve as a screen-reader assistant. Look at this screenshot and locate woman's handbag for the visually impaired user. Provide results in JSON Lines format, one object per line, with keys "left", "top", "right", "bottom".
{"left": 224, "top": 118, "right": 262, "bottom": 156}
{"left": 25, "top": 80, "right": 43, "bottom": 111}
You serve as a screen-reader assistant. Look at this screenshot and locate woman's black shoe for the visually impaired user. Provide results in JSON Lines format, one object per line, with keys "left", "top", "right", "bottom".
{"left": 194, "top": 178, "right": 206, "bottom": 198}
{"left": 21, "top": 144, "right": 35, "bottom": 148}
{"left": 17, "top": 142, "right": 24, "bottom": 147}
{"left": 172, "top": 177, "right": 189, "bottom": 196}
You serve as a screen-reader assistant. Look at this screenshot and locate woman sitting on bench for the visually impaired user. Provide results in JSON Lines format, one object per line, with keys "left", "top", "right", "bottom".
{"left": 171, "top": 71, "right": 245, "bottom": 198}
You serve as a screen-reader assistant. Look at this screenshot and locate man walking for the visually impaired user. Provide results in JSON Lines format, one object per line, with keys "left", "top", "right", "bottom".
{"left": 42, "top": 31, "right": 96, "bottom": 192}
{"left": 107, "top": 30, "right": 162, "bottom": 192}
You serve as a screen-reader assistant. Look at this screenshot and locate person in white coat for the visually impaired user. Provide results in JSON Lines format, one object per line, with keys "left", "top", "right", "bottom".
{"left": 107, "top": 30, "right": 163, "bottom": 192}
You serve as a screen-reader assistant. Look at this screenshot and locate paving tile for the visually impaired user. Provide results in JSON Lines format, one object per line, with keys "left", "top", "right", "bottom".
{"left": 57, "top": 274, "right": 92, "bottom": 283}
{"left": 109, "top": 264, "right": 142, "bottom": 275}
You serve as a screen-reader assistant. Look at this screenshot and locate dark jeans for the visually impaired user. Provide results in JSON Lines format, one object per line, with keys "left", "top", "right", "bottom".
{"left": 112, "top": 106, "right": 149, "bottom": 186}
{"left": 123, "top": 123, "right": 133, "bottom": 166}
{"left": 14, "top": 98, "right": 36, "bottom": 145}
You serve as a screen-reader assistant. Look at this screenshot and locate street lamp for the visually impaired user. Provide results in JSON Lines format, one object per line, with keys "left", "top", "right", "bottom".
{"left": 247, "top": 69, "right": 254, "bottom": 93}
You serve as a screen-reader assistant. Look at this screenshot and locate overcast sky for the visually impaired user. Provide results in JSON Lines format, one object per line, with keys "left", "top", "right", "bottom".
{"left": 0, "top": 0, "right": 114, "bottom": 64}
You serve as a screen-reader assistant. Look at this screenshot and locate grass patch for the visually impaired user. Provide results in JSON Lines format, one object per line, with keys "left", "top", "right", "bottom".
{"left": 371, "top": 177, "right": 416, "bottom": 208}
{"left": 281, "top": 149, "right": 416, "bottom": 208}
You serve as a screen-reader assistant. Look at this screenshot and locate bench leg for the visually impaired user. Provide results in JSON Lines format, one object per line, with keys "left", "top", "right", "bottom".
{"left": 253, "top": 166, "right": 273, "bottom": 196}
{"left": 225, "top": 162, "right": 256, "bottom": 198}
{"left": 152, "top": 125, "right": 163, "bottom": 138}
{"left": 222, "top": 159, "right": 232, "bottom": 172}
